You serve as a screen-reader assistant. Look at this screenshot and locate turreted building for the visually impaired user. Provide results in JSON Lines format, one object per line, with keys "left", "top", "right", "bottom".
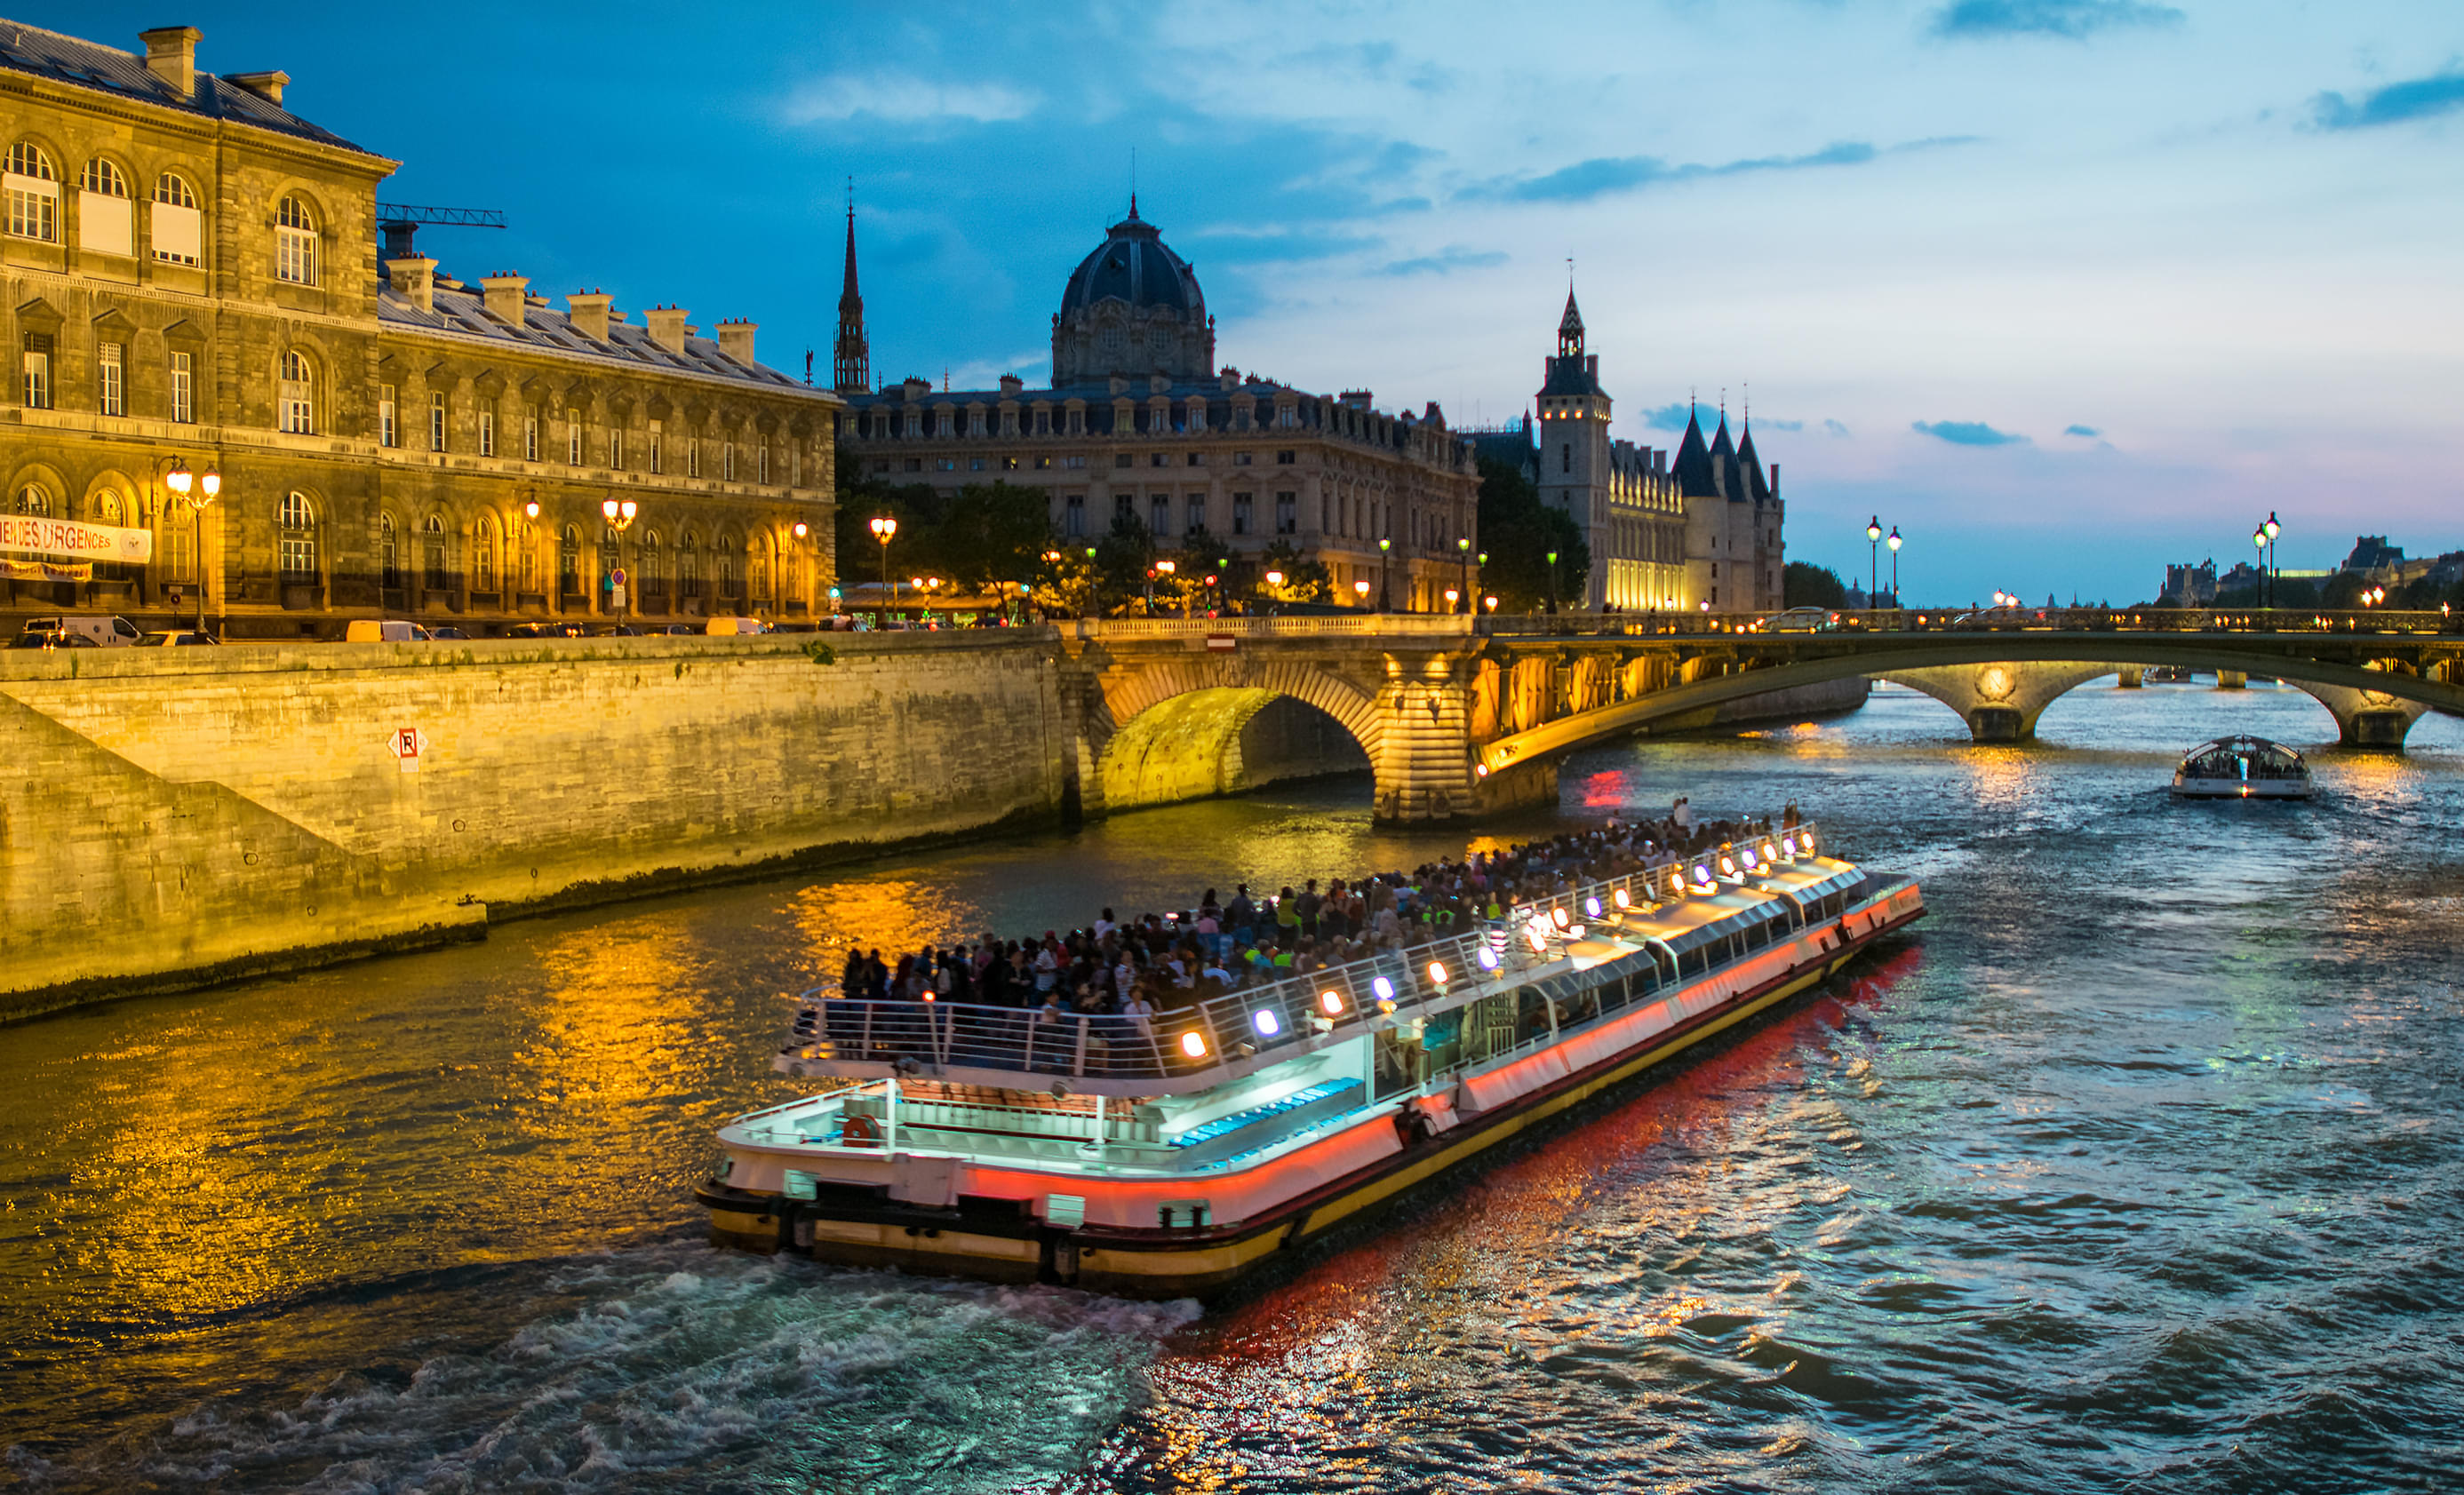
{"left": 1477, "top": 288, "right": 1784, "bottom": 612}
{"left": 833, "top": 201, "right": 1481, "bottom": 611}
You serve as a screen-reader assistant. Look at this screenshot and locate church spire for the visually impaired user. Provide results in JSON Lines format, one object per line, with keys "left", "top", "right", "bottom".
{"left": 1558, "top": 285, "right": 1585, "bottom": 359}
{"left": 832, "top": 180, "right": 870, "bottom": 395}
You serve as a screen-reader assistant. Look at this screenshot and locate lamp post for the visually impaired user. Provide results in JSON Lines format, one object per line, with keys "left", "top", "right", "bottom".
{"left": 1866, "top": 516, "right": 1882, "bottom": 607}
{"left": 1377, "top": 537, "right": 1391, "bottom": 612}
{"left": 162, "top": 460, "right": 220, "bottom": 634}
{"left": 1264, "top": 567, "right": 1284, "bottom": 611}
{"left": 2264, "top": 512, "right": 2280, "bottom": 608}
{"left": 794, "top": 521, "right": 813, "bottom": 616}
{"left": 2252, "top": 526, "right": 2267, "bottom": 609}
{"left": 1455, "top": 536, "right": 1471, "bottom": 613}
{"left": 600, "top": 497, "right": 637, "bottom": 627}
{"left": 1545, "top": 550, "right": 1559, "bottom": 615}
{"left": 1886, "top": 526, "right": 1902, "bottom": 608}
{"left": 868, "top": 514, "right": 897, "bottom": 610}
{"left": 1155, "top": 557, "right": 1176, "bottom": 617}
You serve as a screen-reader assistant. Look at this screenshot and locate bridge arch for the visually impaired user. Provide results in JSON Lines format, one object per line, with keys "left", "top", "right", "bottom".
{"left": 1080, "top": 656, "right": 1387, "bottom": 817}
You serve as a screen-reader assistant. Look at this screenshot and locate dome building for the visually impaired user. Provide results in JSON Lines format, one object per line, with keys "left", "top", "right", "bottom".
{"left": 834, "top": 200, "right": 1481, "bottom": 613}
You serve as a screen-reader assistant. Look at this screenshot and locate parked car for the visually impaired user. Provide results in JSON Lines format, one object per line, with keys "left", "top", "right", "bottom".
{"left": 662, "top": 624, "right": 702, "bottom": 636}
{"left": 1766, "top": 607, "right": 1838, "bottom": 633}
{"left": 597, "top": 624, "right": 644, "bottom": 637}
{"left": 428, "top": 625, "right": 472, "bottom": 640}
{"left": 135, "top": 631, "right": 219, "bottom": 646}
{"left": 344, "top": 619, "right": 432, "bottom": 642}
{"left": 6, "top": 630, "right": 100, "bottom": 649}
{"left": 705, "top": 616, "right": 768, "bottom": 635}
{"left": 506, "top": 621, "right": 589, "bottom": 639}
{"left": 19, "top": 615, "right": 140, "bottom": 648}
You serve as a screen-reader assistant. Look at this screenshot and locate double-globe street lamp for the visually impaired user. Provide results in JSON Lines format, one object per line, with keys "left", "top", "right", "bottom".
{"left": 162, "top": 459, "right": 220, "bottom": 634}
{"left": 600, "top": 497, "right": 637, "bottom": 627}
{"left": 868, "top": 515, "right": 897, "bottom": 610}
{"left": 2250, "top": 512, "right": 2281, "bottom": 608}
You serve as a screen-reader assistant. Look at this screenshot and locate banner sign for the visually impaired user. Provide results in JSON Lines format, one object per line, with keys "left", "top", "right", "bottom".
{"left": 0, "top": 557, "right": 92, "bottom": 581}
{"left": 0, "top": 515, "right": 154, "bottom": 565}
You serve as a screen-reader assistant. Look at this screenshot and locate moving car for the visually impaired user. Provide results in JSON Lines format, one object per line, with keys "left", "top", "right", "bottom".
{"left": 428, "top": 625, "right": 472, "bottom": 640}
{"left": 5, "top": 631, "right": 99, "bottom": 649}
{"left": 506, "top": 621, "right": 589, "bottom": 639}
{"left": 135, "top": 631, "right": 219, "bottom": 646}
{"left": 344, "top": 619, "right": 432, "bottom": 642}
{"left": 1766, "top": 607, "right": 1838, "bottom": 633}
{"left": 704, "top": 616, "right": 768, "bottom": 635}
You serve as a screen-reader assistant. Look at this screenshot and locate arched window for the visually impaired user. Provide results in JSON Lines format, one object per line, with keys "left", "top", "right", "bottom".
{"left": 558, "top": 525, "right": 581, "bottom": 595}
{"left": 151, "top": 172, "right": 201, "bottom": 265}
{"left": 278, "top": 350, "right": 314, "bottom": 434}
{"left": 275, "top": 195, "right": 316, "bottom": 285}
{"left": 278, "top": 492, "right": 316, "bottom": 577}
{"left": 474, "top": 516, "right": 498, "bottom": 592}
{"left": 15, "top": 484, "right": 50, "bottom": 516}
{"left": 79, "top": 159, "right": 126, "bottom": 196}
{"left": 423, "top": 514, "right": 449, "bottom": 590}
{"left": 76, "top": 158, "right": 132, "bottom": 258}
{"left": 5, "top": 141, "right": 59, "bottom": 242}
{"left": 638, "top": 530, "right": 663, "bottom": 591}
{"left": 749, "top": 540, "right": 770, "bottom": 602}
{"left": 380, "top": 513, "right": 400, "bottom": 587}
{"left": 679, "top": 532, "right": 702, "bottom": 598}
{"left": 93, "top": 489, "right": 124, "bottom": 524}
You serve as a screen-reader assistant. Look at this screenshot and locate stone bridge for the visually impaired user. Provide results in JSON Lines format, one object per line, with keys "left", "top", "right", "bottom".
{"left": 1062, "top": 611, "right": 2464, "bottom": 823}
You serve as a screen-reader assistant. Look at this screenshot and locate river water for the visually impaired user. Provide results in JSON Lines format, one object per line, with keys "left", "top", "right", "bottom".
{"left": 4, "top": 682, "right": 2460, "bottom": 1493}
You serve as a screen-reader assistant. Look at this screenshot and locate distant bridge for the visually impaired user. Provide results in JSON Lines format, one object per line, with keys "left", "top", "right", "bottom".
{"left": 1062, "top": 609, "right": 2464, "bottom": 823}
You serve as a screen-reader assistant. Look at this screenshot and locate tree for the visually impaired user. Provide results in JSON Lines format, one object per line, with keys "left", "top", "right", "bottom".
{"left": 1783, "top": 561, "right": 1848, "bottom": 609}
{"left": 935, "top": 481, "right": 1051, "bottom": 595}
{"left": 1475, "top": 456, "right": 1589, "bottom": 613}
{"left": 1256, "top": 537, "right": 1332, "bottom": 605}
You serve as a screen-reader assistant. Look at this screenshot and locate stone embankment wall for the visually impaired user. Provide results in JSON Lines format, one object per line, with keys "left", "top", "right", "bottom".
{"left": 0, "top": 632, "right": 1067, "bottom": 1019}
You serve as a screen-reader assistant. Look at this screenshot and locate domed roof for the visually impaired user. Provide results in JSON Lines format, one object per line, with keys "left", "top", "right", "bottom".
{"left": 1058, "top": 201, "right": 1203, "bottom": 318}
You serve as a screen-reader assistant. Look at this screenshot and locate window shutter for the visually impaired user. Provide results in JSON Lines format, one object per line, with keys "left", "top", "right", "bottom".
{"left": 152, "top": 202, "right": 201, "bottom": 263}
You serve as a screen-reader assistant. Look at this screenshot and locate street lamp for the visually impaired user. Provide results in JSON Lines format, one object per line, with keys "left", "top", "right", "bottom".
{"left": 1483, "top": 594, "right": 1498, "bottom": 616}
{"left": 1155, "top": 557, "right": 1177, "bottom": 616}
{"left": 868, "top": 514, "right": 897, "bottom": 608}
{"left": 1353, "top": 577, "right": 1372, "bottom": 608}
{"left": 601, "top": 497, "right": 637, "bottom": 626}
{"left": 1377, "top": 537, "right": 1391, "bottom": 612}
{"left": 163, "top": 460, "right": 219, "bottom": 633}
{"left": 1866, "top": 516, "right": 1883, "bottom": 607}
{"left": 2264, "top": 512, "right": 2281, "bottom": 608}
{"left": 1886, "top": 526, "right": 1902, "bottom": 608}
{"left": 1444, "top": 587, "right": 1460, "bottom": 612}
{"left": 1455, "top": 536, "right": 1471, "bottom": 613}
{"left": 2253, "top": 526, "right": 2267, "bottom": 608}
{"left": 1545, "top": 550, "right": 1559, "bottom": 615}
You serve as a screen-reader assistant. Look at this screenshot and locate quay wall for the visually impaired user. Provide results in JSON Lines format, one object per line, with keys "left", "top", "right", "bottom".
{"left": 0, "top": 632, "right": 1070, "bottom": 1018}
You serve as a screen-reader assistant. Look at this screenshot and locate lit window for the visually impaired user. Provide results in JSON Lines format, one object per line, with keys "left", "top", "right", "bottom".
{"left": 688, "top": 439, "right": 700, "bottom": 479}
{"left": 759, "top": 445, "right": 770, "bottom": 484}
{"left": 379, "top": 383, "right": 397, "bottom": 447}
{"left": 151, "top": 173, "right": 201, "bottom": 265}
{"left": 478, "top": 409, "right": 495, "bottom": 457}
{"left": 609, "top": 431, "right": 622, "bottom": 471}
{"left": 170, "top": 351, "right": 193, "bottom": 424}
{"left": 276, "top": 352, "right": 315, "bottom": 433}
{"left": 97, "top": 341, "right": 124, "bottom": 417}
{"left": 380, "top": 513, "right": 399, "bottom": 586}
{"left": 423, "top": 514, "right": 450, "bottom": 589}
{"left": 566, "top": 409, "right": 581, "bottom": 465}
{"left": 524, "top": 411, "right": 539, "bottom": 462}
{"left": 474, "top": 517, "right": 498, "bottom": 592}
{"left": 648, "top": 418, "right": 663, "bottom": 474}
{"left": 278, "top": 492, "right": 316, "bottom": 577}
{"left": 15, "top": 484, "right": 50, "bottom": 516}
{"left": 275, "top": 195, "right": 317, "bottom": 284}
{"left": 4, "top": 141, "right": 59, "bottom": 242}
{"left": 723, "top": 441, "right": 735, "bottom": 481}
{"left": 430, "top": 392, "right": 446, "bottom": 450}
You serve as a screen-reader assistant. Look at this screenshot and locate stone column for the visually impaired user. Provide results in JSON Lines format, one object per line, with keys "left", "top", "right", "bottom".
{"left": 1371, "top": 651, "right": 1473, "bottom": 822}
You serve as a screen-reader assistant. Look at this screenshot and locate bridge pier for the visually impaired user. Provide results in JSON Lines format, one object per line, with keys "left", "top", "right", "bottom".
{"left": 2291, "top": 681, "right": 2430, "bottom": 749}
{"left": 2216, "top": 670, "right": 2248, "bottom": 689}
{"left": 1882, "top": 663, "right": 2120, "bottom": 744}
{"left": 2117, "top": 666, "right": 2144, "bottom": 689}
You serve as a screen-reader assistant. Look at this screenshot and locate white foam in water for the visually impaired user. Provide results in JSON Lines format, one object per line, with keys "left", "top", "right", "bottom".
{"left": 74, "top": 1242, "right": 1197, "bottom": 1494}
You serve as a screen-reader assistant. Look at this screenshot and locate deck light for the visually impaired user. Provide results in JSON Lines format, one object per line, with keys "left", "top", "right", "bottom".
{"left": 1584, "top": 895, "right": 1603, "bottom": 918}
{"left": 1427, "top": 960, "right": 1448, "bottom": 987}
{"left": 1740, "top": 847, "right": 1758, "bottom": 871}
{"left": 1761, "top": 840, "right": 1777, "bottom": 862}
{"left": 1613, "top": 887, "right": 1631, "bottom": 910}
{"left": 1320, "top": 989, "right": 1345, "bottom": 1016}
{"left": 1801, "top": 829, "right": 1818, "bottom": 853}
{"left": 1551, "top": 906, "right": 1571, "bottom": 929}
{"left": 1719, "top": 855, "right": 1738, "bottom": 878}
{"left": 1782, "top": 835, "right": 1798, "bottom": 857}
{"left": 1179, "top": 1031, "right": 1208, "bottom": 1060}
{"left": 1526, "top": 917, "right": 1551, "bottom": 951}
{"left": 1692, "top": 863, "right": 1712, "bottom": 887}
{"left": 1372, "top": 976, "right": 1395, "bottom": 1004}
{"left": 1476, "top": 947, "right": 1500, "bottom": 971}
{"left": 1252, "top": 1009, "right": 1281, "bottom": 1038}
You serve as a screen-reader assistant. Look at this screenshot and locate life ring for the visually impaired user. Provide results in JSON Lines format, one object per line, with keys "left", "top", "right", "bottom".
{"left": 841, "top": 1113, "right": 881, "bottom": 1148}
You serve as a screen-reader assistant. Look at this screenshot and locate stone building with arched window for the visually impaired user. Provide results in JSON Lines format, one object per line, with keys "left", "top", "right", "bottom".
{"left": 0, "top": 20, "right": 839, "bottom": 635}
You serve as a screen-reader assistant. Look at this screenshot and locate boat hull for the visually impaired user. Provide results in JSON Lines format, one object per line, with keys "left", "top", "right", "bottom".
{"left": 698, "top": 885, "right": 1925, "bottom": 1299}
{"left": 2169, "top": 781, "right": 2311, "bottom": 799}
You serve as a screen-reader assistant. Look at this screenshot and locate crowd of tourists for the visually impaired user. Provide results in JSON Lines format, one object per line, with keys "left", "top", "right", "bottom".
{"left": 829, "top": 802, "right": 1786, "bottom": 1026}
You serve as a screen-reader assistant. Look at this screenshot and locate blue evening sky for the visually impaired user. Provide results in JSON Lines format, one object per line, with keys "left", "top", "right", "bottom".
{"left": 39, "top": 2, "right": 2464, "bottom": 602}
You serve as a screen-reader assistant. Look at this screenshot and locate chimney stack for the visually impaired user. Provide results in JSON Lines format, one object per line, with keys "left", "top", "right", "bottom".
{"left": 227, "top": 69, "right": 289, "bottom": 106}
{"left": 715, "top": 318, "right": 757, "bottom": 366}
{"left": 387, "top": 255, "right": 437, "bottom": 314}
{"left": 139, "top": 26, "right": 201, "bottom": 99}
{"left": 480, "top": 272, "right": 530, "bottom": 328}
{"left": 999, "top": 373, "right": 1024, "bottom": 396}
{"left": 642, "top": 304, "right": 690, "bottom": 353}
{"left": 567, "top": 290, "right": 612, "bottom": 343}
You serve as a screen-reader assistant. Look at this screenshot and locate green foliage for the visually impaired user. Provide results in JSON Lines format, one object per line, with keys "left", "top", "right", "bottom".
{"left": 1255, "top": 537, "right": 1332, "bottom": 605}
{"left": 832, "top": 448, "right": 1051, "bottom": 597}
{"left": 1475, "top": 456, "right": 1589, "bottom": 612}
{"left": 801, "top": 640, "right": 837, "bottom": 666}
{"left": 1783, "top": 561, "right": 1849, "bottom": 609}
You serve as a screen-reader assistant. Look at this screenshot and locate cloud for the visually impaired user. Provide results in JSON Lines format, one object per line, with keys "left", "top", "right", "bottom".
{"left": 1823, "top": 420, "right": 1853, "bottom": 438}
{"left": 1640, "top": 402, "right": 1696, "bottom": 433}
{"left": 1927, "top": 0, "right": 2184, "bottom": 39}
{"left": 1755, "top": 417, "right": 1805, "bottom": 432}
{"left": 783, "top": 74, "right": 1037, "bottom": 125}
{"left": 1471, "top": 139, "right": 1882, "bottom": 204}
{"left": 1378, "top": 244, "right": 1509, "bottom": 276}
{"left": 2064, "top": 424, "right": 2101, "bottom": 437}
{"left": 2310, "top": 72, "right": 2464, "bottom": 131}
{"left": 1913, "top": 419, "right": 2029, "bottom": 446}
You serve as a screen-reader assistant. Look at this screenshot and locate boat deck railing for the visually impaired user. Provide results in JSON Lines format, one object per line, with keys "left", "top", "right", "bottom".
{"left": 777, "top": 825, "right": 1836, "bottom": 1090}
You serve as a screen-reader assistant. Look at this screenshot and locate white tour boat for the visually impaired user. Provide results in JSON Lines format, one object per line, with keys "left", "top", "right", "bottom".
{"left": 696, "top": 823, "right": 1924, "bottom": 1298}
{"left": 2170, "top": 736, "right": 2313, "bottom": 799}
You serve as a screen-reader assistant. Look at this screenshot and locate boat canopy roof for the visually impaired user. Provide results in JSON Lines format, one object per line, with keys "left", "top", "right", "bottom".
{"left": 2178, "top": 735, "right": 2307, "bottom": 767}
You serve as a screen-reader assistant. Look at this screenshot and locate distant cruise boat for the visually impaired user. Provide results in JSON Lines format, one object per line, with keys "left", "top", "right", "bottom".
{"left": 2171, "top": 736, "right": 2312, "bottom": 799}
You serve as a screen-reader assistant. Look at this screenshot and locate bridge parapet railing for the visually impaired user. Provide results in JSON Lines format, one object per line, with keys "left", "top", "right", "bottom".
{"left": 1077, "top": 615, "right": 1473, "bottom": 640}
{"left": 1479, "top": 608, "right": 2460, "bottom": 639}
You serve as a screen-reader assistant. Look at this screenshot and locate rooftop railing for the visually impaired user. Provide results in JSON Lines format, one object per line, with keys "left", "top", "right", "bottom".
{"left": 777, "top": 824, "right": 1834, "bottom": 1092}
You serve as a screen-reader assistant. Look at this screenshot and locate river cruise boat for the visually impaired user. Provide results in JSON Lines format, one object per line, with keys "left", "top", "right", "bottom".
{"left": 696, "top": 825, "right": 1924, "bottom": 1299}
{"left": 2171, "top": 736, "right": 2313, "bottom": 799}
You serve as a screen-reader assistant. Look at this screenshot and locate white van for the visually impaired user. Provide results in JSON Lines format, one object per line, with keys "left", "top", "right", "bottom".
{"left": 344, "top": 619, "right": 432, "bottom": 642}
{"left": 21, "top": 616, "right": 141, "bottom": 648}
{"left": 704, "top": 616, "right": 768, "bottom": 636}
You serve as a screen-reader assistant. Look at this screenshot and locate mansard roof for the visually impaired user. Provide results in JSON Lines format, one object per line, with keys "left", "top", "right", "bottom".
{"left": 0, "top": 20, "right": 380, "bottom": 157}
{"left": 379, "top": 282, "right": 824, "bottom": 395}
